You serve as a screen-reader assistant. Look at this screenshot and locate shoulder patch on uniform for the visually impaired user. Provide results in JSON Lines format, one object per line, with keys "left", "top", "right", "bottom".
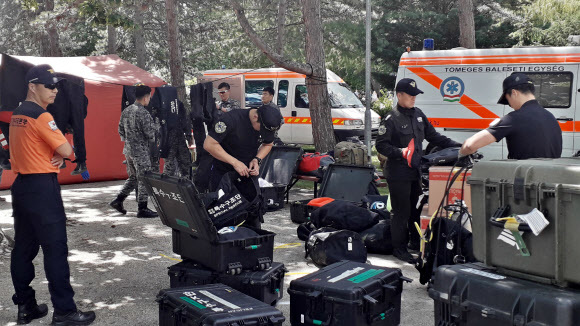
{"left": 417, "top": 117, "right": 423, "bottom": 123}
{"left": 489, "top": 118, "right": 501, "bottom": 127}
{"left": 378, "top": 125, "right": 387, "bottom": 135}
{"left": 48, "top": 120, "right": 58, "bottom": 131}
{"left": 215, "top": 121, "right": 227, "bottom": 133}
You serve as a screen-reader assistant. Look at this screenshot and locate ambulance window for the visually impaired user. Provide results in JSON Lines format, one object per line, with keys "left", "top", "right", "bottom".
{"left": 278, "top": 80, "right": 288, "bottom": 108}
{"left": 245, "top": 80, "right": 273, "bottom": 108}
{"left": 524, "top": 72, "right": 572, "bottom": 108}
{"left": 295, "top": 85, "right": 309, "bottom": 108}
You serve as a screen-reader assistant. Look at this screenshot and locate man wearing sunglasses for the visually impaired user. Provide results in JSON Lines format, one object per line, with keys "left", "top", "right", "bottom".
{"left": 9, "top": 64, "right": 96, "bottom": 325}
{"left": 216, "top": 82, "right": 241, "bottom": 115}
{"left": 203, "top": 104, "right": 283, "bottom": 194}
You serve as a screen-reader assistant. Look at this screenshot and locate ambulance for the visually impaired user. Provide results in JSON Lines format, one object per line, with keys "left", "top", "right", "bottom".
{"left": 396, "top": 46, "right": 580, "bottom": 160}
{"left": 199, "top": 68, "right": 381, "bottom": 145}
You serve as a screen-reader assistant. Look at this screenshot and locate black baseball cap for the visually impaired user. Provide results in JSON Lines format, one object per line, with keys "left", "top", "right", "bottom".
{"left": 25, "top": 64, "right": 64, "bottom": 85}
{"left": 395, "top": 78, "right": 424, "bottom": 96}
{"left": 497, "top": 73, "right": 534, "bottom": 105}
{"left": 258, "top": 105, "right": 283, "bottom": 143}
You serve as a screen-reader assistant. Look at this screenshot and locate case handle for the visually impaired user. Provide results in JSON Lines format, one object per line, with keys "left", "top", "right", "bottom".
{"left": 368, "top": 306, "right": 396, "bottom": 324}
{"left": 244, "top": 244, "right": 262, "bottom": 250}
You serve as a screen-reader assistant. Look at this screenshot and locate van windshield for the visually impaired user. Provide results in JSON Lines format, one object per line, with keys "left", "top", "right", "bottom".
{"left": 294, "top": 83, "right": 364, "bottom": 109}
{"left": 328, "top": 83, "right": 363, "bottom": 108}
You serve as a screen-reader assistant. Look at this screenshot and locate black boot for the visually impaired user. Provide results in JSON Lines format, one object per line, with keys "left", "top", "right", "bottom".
{"left": 52, "top": 310, "right": 96, "bottom": 326}
{"left": 17, "top": 300, "right": 48, "bottom": 324}
{"left": 137, "top": 202, "right": 158, "bottom": 218}
{"left": 393, "top": 247, "right": 416, "bottom": 264}
{"left": 71, "top": 162, "right": 88, "bottom": 176}
{"left": 109, "top": 194, "right": 128, "bottom": 215}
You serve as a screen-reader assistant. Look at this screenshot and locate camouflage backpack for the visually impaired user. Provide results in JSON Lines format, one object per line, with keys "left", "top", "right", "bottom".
{"left": 333, "top": 141, "right": 369, "bottom": 166}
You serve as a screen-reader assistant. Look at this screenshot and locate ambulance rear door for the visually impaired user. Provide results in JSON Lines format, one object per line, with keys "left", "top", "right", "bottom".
{"left": 405, "top": 65, "right": 507, "bottom": 160}
{"left": 513, "top": 65, "right": 577, "bottom": 157}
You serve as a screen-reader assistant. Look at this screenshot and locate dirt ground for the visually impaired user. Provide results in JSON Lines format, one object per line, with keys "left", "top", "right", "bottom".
{"left": 0, "top": 180, "right": 434, "bottom": 326}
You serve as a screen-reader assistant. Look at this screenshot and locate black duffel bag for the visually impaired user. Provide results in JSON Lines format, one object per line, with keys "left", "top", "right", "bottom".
{"left": 200, "top": 172, "right": 264, "bottom": 229}
{"left": 297, "top": 221, "right": 317, "bottom": 241}
{"left": 310, "top": 200, "right": 379, "bottom": 232}
{"left": 305, "top": 228, "right": 367, "bottom": 267}
{"left": 360, "top": 219, "right": 393, "bottom": 254}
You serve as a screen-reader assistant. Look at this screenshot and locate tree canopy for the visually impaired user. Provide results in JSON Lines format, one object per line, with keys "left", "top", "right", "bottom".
{"left": 0, "top": 0, "right": 576, "bottom": 90}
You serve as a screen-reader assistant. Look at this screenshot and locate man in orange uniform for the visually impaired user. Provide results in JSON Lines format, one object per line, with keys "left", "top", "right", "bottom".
{"left": 9, "top": 65, "right": 95, "bottom": 325}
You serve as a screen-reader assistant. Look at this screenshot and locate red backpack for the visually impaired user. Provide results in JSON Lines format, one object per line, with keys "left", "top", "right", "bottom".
{"left": 298, "top": 152, "right": 335, "bottom": 177}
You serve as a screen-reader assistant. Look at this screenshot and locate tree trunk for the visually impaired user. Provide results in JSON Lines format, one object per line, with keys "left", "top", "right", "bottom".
{"left": 40, "top": 0, "right": 62, "bottom": 57}
{"left": 165, "top": 0, "right": 186, "bottom": 103}
{"left": 231, "top": 0, "right": 335, "bottom": 152}
{"left": 458, "top": 0, "right": 476, "bottom": 48}
{"left": 301, "top": 0, "right": 334, "bottom": 152}
{"left": 134, "top": 4, "right": 147, "bottom": 69}
{"left": 107, "top": 25, "right": 117, "bottom": 54}
{"left": 276, "top": 0, "right": 287, "bottom": 56}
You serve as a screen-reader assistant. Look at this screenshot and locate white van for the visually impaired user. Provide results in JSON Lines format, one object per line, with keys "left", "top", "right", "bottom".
{"left": 395, "top": 46, "right": 580, "bottom": 159}
{"left": 199, "top": 68, "right": 381, "bottom": 144}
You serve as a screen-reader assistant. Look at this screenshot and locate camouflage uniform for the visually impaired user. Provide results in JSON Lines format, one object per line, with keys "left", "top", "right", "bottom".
{"left": 118, "top": 102, "right": 156, "bottom": 203}
{"left": 162, "top": 122, "right": 192, "bottom": 178}
{"left": 150, "top": 116, "right": 161, "bottom": 172}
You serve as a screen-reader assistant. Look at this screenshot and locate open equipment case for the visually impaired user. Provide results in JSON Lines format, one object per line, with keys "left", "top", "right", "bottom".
{"left": 259, "top": 145, "right": 303, "bottom": 211}
{"left": 290, "top": 164, "right": 375, "bottom": 223}
{"left": 143, "top": 172, "right": 275, "bottom": 275}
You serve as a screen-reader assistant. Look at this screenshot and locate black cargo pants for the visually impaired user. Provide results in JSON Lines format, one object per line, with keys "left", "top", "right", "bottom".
{"left": 10, "top": 173, "right": 77, "bottom": 315}
{"left": 387, "top": 179, "right": 422, "bottom": 250}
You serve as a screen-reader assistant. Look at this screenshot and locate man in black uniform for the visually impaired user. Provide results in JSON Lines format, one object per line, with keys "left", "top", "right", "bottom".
{"left": 376, "top": 78, "right": 461, "bottom": 263}
{"left": 459, "top": 73, "right": 562, "bottom": 159}
{"left": 203, "top": 105, "right": 283, "bottom": 224}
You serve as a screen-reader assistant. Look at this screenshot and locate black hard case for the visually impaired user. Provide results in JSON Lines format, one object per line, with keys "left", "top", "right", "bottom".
{"left": 260, "top": 146, "right": 303, "bottom": 212}
{"left": 259, "top": 145, "right": 303, "bottom": 185}
{"left": 290, "top": 199, "right": 314, "bottom": 224}
{"left": 143, "top": 172, "right": 275, "bottom": 274}
{"left": 430, "top": 263, "right": 580, "bottom": 326}
{"left": 157, "top": 284, "right": 285, "bottom": 326}
{"left": 288, "top": 260, "right": 409, "bottom": 326}
{"left": 262, "top": 185, "right": 286, "bottom": 211}
{"left": 168, "top": 261, "right": 287, "bottom": 306}
{"left": 290, "top": 164, "right": 375, "bottom": 224}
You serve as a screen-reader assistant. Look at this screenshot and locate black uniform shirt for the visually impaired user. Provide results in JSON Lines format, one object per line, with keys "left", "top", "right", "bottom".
{"left": 208, "top": 109, "right": 262, "bottom": 173}
{"left": 487, "top": 100, "right": 562, "bottom": 159}
{"left": 376, "top": 105, "right": 461, "bottom": 181}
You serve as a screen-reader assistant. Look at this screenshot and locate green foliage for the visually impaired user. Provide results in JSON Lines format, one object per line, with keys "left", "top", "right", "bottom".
{"left": 372, "top": 89, "right": 394, "bottom": 120}
{"left": 511, "top": 0, "right": 580, "bottom": 46}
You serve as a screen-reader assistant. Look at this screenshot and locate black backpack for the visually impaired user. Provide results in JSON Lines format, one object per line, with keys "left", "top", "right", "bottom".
{"left": 415, "top": 217, "right": 475, "bottom": 285}
{"left": 305, "top": 228, "right": 367, "bottom": 267}
{"left": 310, "top": 200, "right": 379, "bottom": 232}
{"left": 360, "top": 219, "right": 393, "bottom": 255}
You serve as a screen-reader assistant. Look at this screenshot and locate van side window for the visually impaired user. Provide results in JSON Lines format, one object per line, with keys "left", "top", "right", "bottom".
{"left": 524, "top": 72, "right": 573, "bottom": 108}
{"left": 245, "top": 80, "right": 274, "bottom": 108}
{"left": 295, "top": 85, "right": 309, "bottom": 108}
{"left": 278, "top": 80, "right": 289, "bottom": 108}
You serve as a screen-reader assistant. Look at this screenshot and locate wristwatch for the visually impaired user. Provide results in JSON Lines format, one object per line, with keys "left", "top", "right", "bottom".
{"left": 254, "top": 156, "right": 262, "bottom": 166}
